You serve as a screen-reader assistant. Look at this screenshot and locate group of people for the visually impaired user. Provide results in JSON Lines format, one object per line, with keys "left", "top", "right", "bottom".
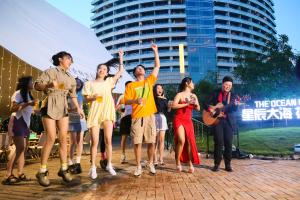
{"left": 2, "top": 44, "right": 239, "bottom": 187}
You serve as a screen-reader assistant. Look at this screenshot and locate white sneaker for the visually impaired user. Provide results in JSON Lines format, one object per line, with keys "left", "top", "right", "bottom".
{"left": 120, "top": 154, "right": 126, "bottom": 164}
{"left": 148, "top": 163, "right": 156, "bottom": 174}
{"left": 106, "top": 165, "right": 117, "bottom": 176}
{"left": 89, "top": 167, "right": 97, "bottom": 180}
{"left": 134, "top": 166, "right": 142, "bottom": 177}
{"left": 140, "top": 160, "right": 147, "bottom": 168}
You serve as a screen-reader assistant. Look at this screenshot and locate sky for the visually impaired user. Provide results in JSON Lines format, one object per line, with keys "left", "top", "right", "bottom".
{"left": 46, "top": 0, "right": 300, "bottom": 53}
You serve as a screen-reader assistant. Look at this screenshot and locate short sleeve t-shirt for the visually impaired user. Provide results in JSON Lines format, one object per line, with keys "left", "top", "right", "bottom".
{"left": 124, "top": 74, "right": 157, "bottom": 119}
{"left": 11, "top": 90, "right": 33, "bottom": 128}
{"left": 117, "top": 94, "right": 132, "bottom": 117}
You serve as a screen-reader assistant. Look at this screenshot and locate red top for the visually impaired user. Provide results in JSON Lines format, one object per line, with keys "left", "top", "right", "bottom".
{"left": 173, "top": 101, "right": 200, "bottom": 165}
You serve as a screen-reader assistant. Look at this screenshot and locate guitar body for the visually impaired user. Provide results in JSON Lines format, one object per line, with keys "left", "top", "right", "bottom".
{"left": 202, "top": 109, "right": 220, "bottom": 126}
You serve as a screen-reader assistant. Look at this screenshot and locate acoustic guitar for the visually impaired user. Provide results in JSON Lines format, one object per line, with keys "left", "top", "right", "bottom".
{"left": 202, "top": 93, "right": 244, "bottom": 126}
{"left": 202, "top": 103, "right": 224, "bottom": 126}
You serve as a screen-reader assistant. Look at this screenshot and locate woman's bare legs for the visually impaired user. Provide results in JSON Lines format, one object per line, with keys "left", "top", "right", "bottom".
{"left": 175, "top": 126, "right": 185, "bottom": 168}
{"left": 102, "top": 121, "right": 114, "bottom": 167}
{"left": 158, "top": 130, "right": 166, "bottom": 163}
{"left": 90, "top": 126, "right": 100, "bottom": 167}
{"left": 40, "top": 117, "right": 57, "bottom": 168}
{"left": 57, "top": 117, "right": 69, "bottom": 168}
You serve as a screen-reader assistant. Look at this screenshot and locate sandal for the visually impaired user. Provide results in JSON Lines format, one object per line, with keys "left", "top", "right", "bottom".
{"left": 18, "top": 173, "right": 31, "bottom": 182}
{"left": 1, "top": 175, "right": 19, "bottom": 185}
{"left": 176, "top": 165, "right": 182, "bottom": 172}
{"left": 188, "top": 166, "right": 195, "bottom": 173}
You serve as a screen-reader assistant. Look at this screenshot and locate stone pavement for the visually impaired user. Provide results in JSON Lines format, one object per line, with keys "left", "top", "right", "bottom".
{"left": 0, "top": 147, "right": 299, "bottom": 200}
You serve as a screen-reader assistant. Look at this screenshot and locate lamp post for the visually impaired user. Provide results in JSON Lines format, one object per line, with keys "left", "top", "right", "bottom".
{"left": 179, "top": 44, "right": 185, "bottom": 80}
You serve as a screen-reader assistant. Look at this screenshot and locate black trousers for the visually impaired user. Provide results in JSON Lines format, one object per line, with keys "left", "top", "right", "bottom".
{"left": 99, "top": 129, "right": 105, "bottom": 153}
{"left": 213, "top": 119, "right": 233, "bottom": 166}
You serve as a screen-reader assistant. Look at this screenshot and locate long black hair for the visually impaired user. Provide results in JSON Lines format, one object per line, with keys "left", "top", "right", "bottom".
{"left": 16, "top": 76, "right": 34, "bottom": 103}
{"left": 178, "top": 77, "right": 192, "bottom": 92}
{"left": 52, "top": 51, "right": 73, "bottom": 66}
{"left": 75, "top": 77, "right": 84, "bottom": 92}
{"left": 153, "top": 84, "right": 164, "bottom": 97}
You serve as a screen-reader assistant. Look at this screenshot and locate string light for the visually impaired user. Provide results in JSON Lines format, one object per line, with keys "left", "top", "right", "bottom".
{"left": 0, "top": 47, "right": 4, "bottom": 104}
{"left": 0, "top": 47, "right": 43, "bottom": 113}
{"left": 23, "top": 61, "right": 27, "bottom": 74}
{"left": 29, "top": 63, "right": 32, "bottom": 76}
{"left": 17, "top": 59, "right": 20, "bottom": 78}
{"left": 7, "top": 54, "right": 12, "bottom": 107}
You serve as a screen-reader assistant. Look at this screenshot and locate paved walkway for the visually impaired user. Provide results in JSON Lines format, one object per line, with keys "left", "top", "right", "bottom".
{"left": 0, "top": 147, "right": 299, "bottom": 200}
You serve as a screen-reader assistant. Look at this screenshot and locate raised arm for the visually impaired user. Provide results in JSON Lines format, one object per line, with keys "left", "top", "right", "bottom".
{"left": 112, "top": 49, "right": 125, "bottom": 83}
{"left": 150, "top": 44, "right": 160, "bottom": 78}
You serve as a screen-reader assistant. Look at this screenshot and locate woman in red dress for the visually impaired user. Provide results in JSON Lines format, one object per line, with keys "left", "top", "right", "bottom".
{"left": 172, "top": 77, "right": 200, "bottom": 173}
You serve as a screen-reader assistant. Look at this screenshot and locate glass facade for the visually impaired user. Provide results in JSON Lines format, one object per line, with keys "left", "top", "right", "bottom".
{"left": 186, "top": 0, "right": 216, "bottom": 83}
{"left": 92, "top": 0, "right": 276, "bottom": 84}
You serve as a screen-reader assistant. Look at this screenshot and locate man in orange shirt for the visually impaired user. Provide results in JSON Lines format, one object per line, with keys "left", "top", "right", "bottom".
{"left": 125, "top": 44, "right": 160, "bottom": 177}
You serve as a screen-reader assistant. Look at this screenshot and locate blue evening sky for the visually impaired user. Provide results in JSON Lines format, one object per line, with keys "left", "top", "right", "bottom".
{"left": 46, "top": 0, "right": 300, "bottom": 53}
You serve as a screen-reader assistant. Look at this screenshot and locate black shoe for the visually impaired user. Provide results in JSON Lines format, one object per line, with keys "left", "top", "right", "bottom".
{"left": 211, "top": 165, "right": 220, "bottom": 172}
{"left": 75, "top": 163, "right": 82, "bottom": 174}
{"left": 225, "top": 166, "right": 233, "bottom": 172}
{"left": 57, "top": 169, "right": 73, "bottom": 183}
{"left": 36, "top": 171, "right": 50, "bottom": 187}
{"left": 2, "top": 175, "right": 19, "bottom": 185}
{"left": 18, "top": 173, "right": 31, "bottom": 182}
{"left": 100, "top": 159, "right": 107, "bottom": 170}
{"left": 69, "top": 163, "right": 82, "bottom": 174}
{"left": 69, "top": 164, "right": 76, "bottom": 174}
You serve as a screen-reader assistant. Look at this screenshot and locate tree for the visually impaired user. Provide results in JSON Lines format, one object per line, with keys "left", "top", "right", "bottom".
{"left": 296, "top": 58, "right": 300, "bottom": 81}
{"left": 233, "top": 34, "right": 299, "bottom": 99}
{"left": 164, "top": 84, "right": 178, "bottom": 100}
{"left": 194, "top": 71, "right": 218, "bottom": 111}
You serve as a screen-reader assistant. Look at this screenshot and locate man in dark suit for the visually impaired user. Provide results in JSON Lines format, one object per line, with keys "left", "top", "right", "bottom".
{"left": 204, "top": 76, "right": 239, "bottom": 172}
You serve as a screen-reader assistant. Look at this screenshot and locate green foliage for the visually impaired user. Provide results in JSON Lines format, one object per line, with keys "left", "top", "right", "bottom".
{"left": 239, "top": 127, "right": 300, "bottom": 155}
{"left": 164, "top": 84, "right": 178, "bottom": 100}
{"left": 194, "top": 80, "right": 215, "bottom": 110}
{"left": 194, "top": 71, "right": 219, "bottom": 111}
{"left": 233, "top": 34, "right": 299, "bottom": 99}
{"left": 197, "top": 127, "right": 300, "bottom": 155}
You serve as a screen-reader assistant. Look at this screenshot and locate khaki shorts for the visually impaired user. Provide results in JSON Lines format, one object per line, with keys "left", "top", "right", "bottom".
{"left": 131, "top": 115, "right": 156, "bottom": 144}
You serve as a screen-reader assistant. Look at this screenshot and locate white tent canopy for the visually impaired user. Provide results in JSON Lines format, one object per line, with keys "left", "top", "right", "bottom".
{"left": 0, "top": 0, "right": 133, "bottom": 93}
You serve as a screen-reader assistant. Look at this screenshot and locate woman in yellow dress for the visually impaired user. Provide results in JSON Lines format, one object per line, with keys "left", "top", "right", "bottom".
{"left": 83, "top": 50, "right": 124, "bottom": 179}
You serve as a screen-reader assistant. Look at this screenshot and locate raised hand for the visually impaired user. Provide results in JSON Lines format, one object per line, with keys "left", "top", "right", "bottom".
{"left": 118, "top": 49, "right": 124, "bottom": 59}
{"left": 151, "top": 43, "right": 158, "bottom": 52}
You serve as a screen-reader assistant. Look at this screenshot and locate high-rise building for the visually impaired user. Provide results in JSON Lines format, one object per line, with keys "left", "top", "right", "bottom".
{"left": 91, "top": 0, "right": 276, "bottom": 84}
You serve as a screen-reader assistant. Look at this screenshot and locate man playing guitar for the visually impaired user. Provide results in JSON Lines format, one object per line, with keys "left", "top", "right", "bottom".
{"left": 204, "top": 76, "right": 239, "bottom": 172}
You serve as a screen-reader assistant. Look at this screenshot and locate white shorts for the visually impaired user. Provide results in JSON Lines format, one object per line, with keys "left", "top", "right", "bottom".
{"left": 155, "top": 113, "right": 168, "bottom": 131}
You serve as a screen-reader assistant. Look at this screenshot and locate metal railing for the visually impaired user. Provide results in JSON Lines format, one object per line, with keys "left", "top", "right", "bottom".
{"left": 165, "top": 118, "right": 211, "bottom": 158}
